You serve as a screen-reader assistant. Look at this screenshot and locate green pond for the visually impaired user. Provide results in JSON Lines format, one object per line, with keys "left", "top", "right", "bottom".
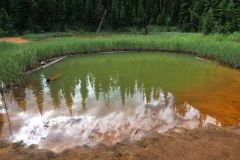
{"left": 0, "top": 52, "right": 240, "bottom": 152}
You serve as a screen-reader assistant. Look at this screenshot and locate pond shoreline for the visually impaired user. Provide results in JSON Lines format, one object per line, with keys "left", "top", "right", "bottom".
{"left": 0, "top": 125, "right": 239, "bottom": 160}
{"left": 1, "top": 34, "right": 240, "bottom": 159}
{"left": 1, "top": 33, "right": 240, "bottom": 87}
{"left": 26, "top": 49, "right": 222, "bottom": 76}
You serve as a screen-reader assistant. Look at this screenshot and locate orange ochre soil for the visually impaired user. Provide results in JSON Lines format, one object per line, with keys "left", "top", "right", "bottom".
{"left": 0, "top": 37, "right": 29, "bottom": 44}
{"left": 0, "top": 125, "right": 239, "bottom": 160}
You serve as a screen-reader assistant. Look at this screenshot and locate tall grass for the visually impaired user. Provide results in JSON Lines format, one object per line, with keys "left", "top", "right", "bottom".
{"left": 0, "top": 32, "right": 240, "bottom": 87}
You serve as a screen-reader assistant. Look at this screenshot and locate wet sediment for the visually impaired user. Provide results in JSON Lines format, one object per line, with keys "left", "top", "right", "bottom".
{"left": 0, "top": 126, "right": 240, "bottom": 160}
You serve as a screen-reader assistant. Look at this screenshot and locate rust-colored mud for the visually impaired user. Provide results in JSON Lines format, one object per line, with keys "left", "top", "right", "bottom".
{"left": 0, "top": 37, "right": 29, "bottom": 44}
{"left": 0, "top": 126, "right": 240, "bottom": 160}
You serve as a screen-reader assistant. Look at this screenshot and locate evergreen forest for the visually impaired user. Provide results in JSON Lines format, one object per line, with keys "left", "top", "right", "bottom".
{"left": 0, "top": 0, "right": 240, "bottom": 35}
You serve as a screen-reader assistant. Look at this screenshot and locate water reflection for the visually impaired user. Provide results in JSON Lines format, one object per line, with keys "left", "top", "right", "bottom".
{"left": 7, "top": 92, "right": 208, "bottom": 152}
{"left": 0, "top": 52, "right": 240, "bottom": 152}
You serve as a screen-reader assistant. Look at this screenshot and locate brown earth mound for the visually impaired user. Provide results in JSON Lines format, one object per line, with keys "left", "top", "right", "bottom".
{"left": 0, "top": 126, "right": 240, "bottom": 160}
{"left": 0, "top": 37, "right": 29, "bottom": 44}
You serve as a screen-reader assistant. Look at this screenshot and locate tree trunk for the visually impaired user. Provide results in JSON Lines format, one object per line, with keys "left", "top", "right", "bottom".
{"left": 96, "top": 9, "right": 107, "bottom": 36}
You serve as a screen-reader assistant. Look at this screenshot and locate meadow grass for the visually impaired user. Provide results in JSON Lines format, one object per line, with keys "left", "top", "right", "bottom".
{"left": 0, "top": 32, "right": 240, "bottom": 87}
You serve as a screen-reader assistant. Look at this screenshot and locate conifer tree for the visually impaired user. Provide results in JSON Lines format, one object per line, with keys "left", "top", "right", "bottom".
{"left": 84, "top": 0, "right": 93, "bottom": 26}
{"left": 72, "top": 0, "right": 84, "bottom": 25}
{"left": 111, "top": 0, "right": 119, "bottom": 28}
{"left": 225, "top": 0, "right": 238, "bottom": 32}
{"left": 0, "top": 0, "right": 10, "bottom": 13}
{"left": 156, "top": 14, "right": 162, "bottom": 26}
{"left": 1, "top": 0, "right": 239, "bottom": 34}
{"left": 171, "top": 0, "right": 180, "bottom": 25}
{"left": 35, "top": 0, "right": 55, "bottom": 32}
{"left": 178, "top": 0, "right": 194, "bottom": 31}
{"left": 149, "top": 18, "right": 155, "bottom": 25}
{"left": 190, "top": 1, "right": 204, "bottom": 31}
{"left": 145, "top": 0, "right": 153, "bottom": 20}
{"left": 123, "top": 0, "right": 132, "bottom": 25}
{"left": 119, "top": 5, "right": 127, "bottom": 27}
{"left": 166, "top": 16, "right": 172, "bottom": 28}
{"left": 202, "top": 8, "right": 215, "bottom": 35}
{"left": 156, "top": 9, "right": 166, "bottom": 26}
{"left": 131, "top": 6, "right": 137, "bottom": 25}
{"left": 0, "top": 8, "right": 9, "bottom": 31}
{"left": 137, "top": 0, "right": 144, "bottom": 27}
{"left": 56, "top": 0, "right": 67, "bottom": 31}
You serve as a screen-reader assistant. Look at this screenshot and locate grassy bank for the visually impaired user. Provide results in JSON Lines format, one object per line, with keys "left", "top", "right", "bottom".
{"left": 0, "top": 32, "right": 240, "bottom": 87}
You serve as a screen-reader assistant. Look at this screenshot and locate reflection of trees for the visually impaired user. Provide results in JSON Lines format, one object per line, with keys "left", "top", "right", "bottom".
{"left": 15, "top": 61, "right": 194, "bottom": 112}
{"left": 103, "top": 93, "right": 110, "bottom": 108}
{"left": 175, "top": 104, "right": 188, "bottom": 117}
{"left": 199, "top": 113, "right": 207, "bottom": 127}
{"left": 119, "top": 76, "right": 126, "bottom": 106}
{"left": 48, "top": 82, "right": 61, "bottom": 109}
{"left": 32, "top": 72, "right": 170, "bottom": 112}
{"left": 62, "top": 78, "right": 75, "bottom": 115}
{"left": 153, "top": 88, "right": 161, "bottom": 101}
{"left": 25, "top": 69, "right": 166, "bottom": 113}
{"left": 94, "top": 78, "right": 101, "bottom": 101}
{"left": 0, "top": 114, "right": 4, "bottom": 136}
{"left": 12, "top": 87, "right": 26, "bottom": 111}
{"left": 1, "top": 92, "right": 12, "bottom": 135}
{"left": 80, "top": 77, "right": 89, "bottom": 111}
{"left": 145, "top": 88, "right": 152, "bottom": 104}
{"left": 12, "top": 54, "right": 215, "bottom": 117}
{"left": 28, "top": 75, "right": 44, "bottom": 115}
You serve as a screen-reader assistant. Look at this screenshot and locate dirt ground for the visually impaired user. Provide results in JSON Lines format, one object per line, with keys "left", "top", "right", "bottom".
{"left": 0, "top": 37, "right": 29, "bottom": 43}
{"left": 0, "top": 125, "right": 240, "bottom": 160}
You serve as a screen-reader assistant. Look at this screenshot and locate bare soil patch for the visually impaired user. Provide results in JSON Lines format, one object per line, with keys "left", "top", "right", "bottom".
{"left": 0, "top": 37, "right": 29, "bottom": 44}
{"left": 0, "top": 126, "right": 239, "bottom": 160}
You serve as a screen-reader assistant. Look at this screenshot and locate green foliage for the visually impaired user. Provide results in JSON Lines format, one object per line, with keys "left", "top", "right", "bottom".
{"left": 189, "top": 1, "right": 204, "bottom": 31}
{"left": 145, "top": 0, "right": 153, "bottom": 20}
{"left": 11, "top": 0, "right": 33, "bottom": 34}
{"left": 166, "top": 16, "right": 172, "bottom": 27}
{"left": 149, "top": 18, "right": 155, "bottom": 25}
{"left": 202, "top": 9, "right": 215, "bottom": 35}
{"left": 84, "top": 0, "right": 93, "bottom": 26}
{"left": 178, "top": 0, "right": 192, "bottom": 31}
{"left": 56, "top": 0, "right": 67, "bottom": 31}
{"left": 213, "top": 0, "right": 238, "bottom": 33}
{"left": 0, "top": 0, "right": 239, "bottom": 34}
{"left": 0, "top": 8, "right": 9, "bottom": 31}
{"left": 111, "top": 0, "right": 119, "bottom": 29}
{"left": 120, "top": 5, "right": 127, "bottom": 27}
{"left": 171, "top": 0, "right": 180, "bottom": 25}
{"left": 156, "top": 14, "right": 162, "bottom": 26}
{"left": 131, "top": 6, "right": 137, "bottom": 25}
{"left": 123, "top": 0, "right": 132, "bottom": 25}
{"left": 72, "top": 0, "right": 84, "bottom": 25}
{"left": 35, "top": 0, "right": 56, "bottom": 32}
{"left": 156, "top": 9, "right": 167, "bottom": 26}
{"left": 137, "top": 0, "right": 144, "bottom": 27}
{"left": 1, "top": 32, "right": 240, "bottom": 85}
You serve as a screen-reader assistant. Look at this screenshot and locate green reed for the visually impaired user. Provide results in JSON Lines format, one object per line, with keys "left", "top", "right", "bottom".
{"left": 0, "top": 32, "right": 240, "bottom": 86}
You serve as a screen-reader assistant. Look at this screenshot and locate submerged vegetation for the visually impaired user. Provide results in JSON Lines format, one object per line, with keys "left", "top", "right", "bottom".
{"left": 0, "top": 32, "right": 240, "bottom": 86}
